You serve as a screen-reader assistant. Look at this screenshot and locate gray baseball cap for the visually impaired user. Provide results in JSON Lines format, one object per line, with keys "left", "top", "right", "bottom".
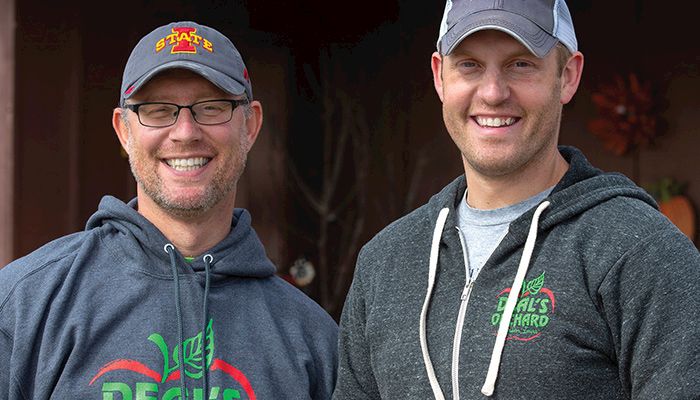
{"left": 120, "top": 21, "right": 252, "bottom": 105}
{"left": 437, "top": 0, "right": 578, "bottom": 58}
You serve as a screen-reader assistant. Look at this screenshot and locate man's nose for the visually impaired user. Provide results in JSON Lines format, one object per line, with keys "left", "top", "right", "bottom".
{"left": 168, "top": 108, "right": 202, "bottom": 143}
{"left": 476, "top": 69, "right": 510, "bottom": 106}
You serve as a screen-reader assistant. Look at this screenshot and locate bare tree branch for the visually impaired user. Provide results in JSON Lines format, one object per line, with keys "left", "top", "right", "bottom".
{"left": 287, "top": 155, "right": 323, "bottom": 213}
{"left": 405, "top": 150, "right": 429, "bottom": 213}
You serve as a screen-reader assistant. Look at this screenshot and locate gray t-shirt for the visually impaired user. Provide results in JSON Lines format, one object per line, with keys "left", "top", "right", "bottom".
{"left": 456, "top": 186, "right": 554, "bottom": 280}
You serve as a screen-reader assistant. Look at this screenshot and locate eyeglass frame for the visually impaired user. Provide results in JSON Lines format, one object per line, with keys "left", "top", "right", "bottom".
{"left": 123, "top": 98, "right": 250, "bottom": 128}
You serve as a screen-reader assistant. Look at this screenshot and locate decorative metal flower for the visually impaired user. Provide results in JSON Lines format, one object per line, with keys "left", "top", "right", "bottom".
{"left": 587, "top": 73, "right": 663, "bottom": 156}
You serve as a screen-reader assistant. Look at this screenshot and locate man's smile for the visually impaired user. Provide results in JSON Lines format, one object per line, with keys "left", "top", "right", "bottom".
{"left": 164, "top": 157, "right": 212, "bottom": 172}
{"left": 473, "top": 116, "right": 519, "bottom": 128}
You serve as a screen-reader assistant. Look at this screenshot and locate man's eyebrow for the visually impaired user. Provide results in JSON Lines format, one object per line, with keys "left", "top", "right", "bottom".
{"left": 446, "top": 47, "right": 473, "bottom": 57}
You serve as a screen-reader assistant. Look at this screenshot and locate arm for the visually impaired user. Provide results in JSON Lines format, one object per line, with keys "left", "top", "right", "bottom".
{"left": 309, "top": 311, "right": 339, "bottom": 400}
{"left": 0, "top": 328, "right": 27, "bottom": 400}
{"left": 332, "top": 255, "right": 381, "bottom": 400}
{"left": 600, "top": 228, "right": 700, "bottom": 399}
{"left": 0, "top": 266, "right": 26, "bottom": 400}
{"left": 0, "top": 328, "right": 10, "bottom": 400}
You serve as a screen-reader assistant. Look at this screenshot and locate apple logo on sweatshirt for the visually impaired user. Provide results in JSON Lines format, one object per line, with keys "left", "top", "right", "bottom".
{"left": 89, "top": 319, "right": 256, "bottom": 399}
{"left": 490, "top": 272, "right": 556, "bottom": 341}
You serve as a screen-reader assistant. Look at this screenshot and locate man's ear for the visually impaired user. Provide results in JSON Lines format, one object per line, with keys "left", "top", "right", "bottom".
{"left": 112, "top": 107, "right": 131, "bottom": 153}
{"left": 245, "top": 100, "right": 264, "bottom": 147}
{"left": 560, "top": 51, "right": 584, "bottom": 105}
{"left": 431, "top": 52, "right": 445, "bottom": 103}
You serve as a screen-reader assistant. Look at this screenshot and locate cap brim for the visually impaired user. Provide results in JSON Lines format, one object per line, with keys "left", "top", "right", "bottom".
{"left": 440, "top": 10, "right": 558, "bottom": 58}
{"left": 121, "top": 60, "right": 248, "bottom": 104}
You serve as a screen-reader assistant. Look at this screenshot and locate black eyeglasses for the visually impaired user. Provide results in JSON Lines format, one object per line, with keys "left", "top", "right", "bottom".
{"left": 124, "top": 99, "right": 249, "bottom": 128}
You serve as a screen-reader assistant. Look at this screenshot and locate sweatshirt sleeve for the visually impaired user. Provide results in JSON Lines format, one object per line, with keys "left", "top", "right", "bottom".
{"left": 0, "top": 328, "right": 10, "bottom": 400}
{"left": 0, "top": 327, "right": 27, "bottom": 400}
{"left": 309, "top": 310, "right": 340, "bottom": 400}
{"left": 599, "top": 227, "right": 700, "bottom": 399}
{"left": 332, "top": 252, "right": 381, "bottom": 400}
{"left": 0, "top": 265, "right": 21, "bottom": 400}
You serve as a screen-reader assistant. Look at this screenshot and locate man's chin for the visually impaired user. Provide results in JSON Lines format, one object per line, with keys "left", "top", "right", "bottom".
{"left": 153, "top": 193, "right": 219, "bottom": 218}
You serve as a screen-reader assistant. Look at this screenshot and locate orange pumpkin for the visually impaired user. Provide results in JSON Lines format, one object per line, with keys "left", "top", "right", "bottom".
{"left": 647, "top": 178, "right": 696, "bottom": 242}
{"left": 659, "top": 195, "right": 696, "bottom": 241}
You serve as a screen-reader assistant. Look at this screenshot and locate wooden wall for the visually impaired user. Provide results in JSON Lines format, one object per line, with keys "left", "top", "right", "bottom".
{"left": 0, "top": 0, "right": 15, "bottom": 266}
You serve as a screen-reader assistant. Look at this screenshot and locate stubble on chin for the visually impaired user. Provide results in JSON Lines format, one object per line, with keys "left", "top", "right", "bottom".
{"left": 125, "top": 123, "right": 252, "bottom": 219}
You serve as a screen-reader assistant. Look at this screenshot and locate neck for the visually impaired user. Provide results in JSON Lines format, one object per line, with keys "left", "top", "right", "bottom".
{"left": 136, "top": 193, "right": 235, "bottom": 257}
{"left": 464, "top": 148, "right": 569, "bottom": 210}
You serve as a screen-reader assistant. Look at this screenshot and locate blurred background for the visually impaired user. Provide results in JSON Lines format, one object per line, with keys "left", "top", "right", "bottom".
{"left": 1, "top": 0, "right": 698, "bottom": 320}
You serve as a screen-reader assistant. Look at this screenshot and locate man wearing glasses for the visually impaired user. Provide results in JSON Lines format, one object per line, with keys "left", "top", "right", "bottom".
{"left": 0, "top": 21, "right": 338, "bottom": 399}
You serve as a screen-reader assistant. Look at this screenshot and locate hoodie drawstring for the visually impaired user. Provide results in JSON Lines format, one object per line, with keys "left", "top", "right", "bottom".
{"left": 164, "top": 243, "right": 187, "bottom": 397}
{"left": 420, "top": 201, "right": 550, "bottom": 399}
{"left": 202, "top": 254, "right": 213, "bottom": 397}
{"left": 164, "top": 244, "right": 213, "bottom": 399}
{"left": 481, "top": 201, "right": 550, "bottom": 396}
{"left": 420, "top": 207, "right": 450, "bottom": 400}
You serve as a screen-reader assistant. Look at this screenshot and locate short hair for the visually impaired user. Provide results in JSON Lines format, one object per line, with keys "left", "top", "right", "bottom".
{"left": 555, "top": 42, "right": 572, "bottom": 74}
{"left": 241, "top": 101, "right": 253, "bottom": 119}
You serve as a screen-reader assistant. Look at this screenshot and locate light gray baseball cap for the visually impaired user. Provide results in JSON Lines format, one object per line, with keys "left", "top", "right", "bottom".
{"left": 437, "top": 0, "right": 578, "bottom": 57}
{"left": 120, "top": 21, "right": 252, "bottom": 106}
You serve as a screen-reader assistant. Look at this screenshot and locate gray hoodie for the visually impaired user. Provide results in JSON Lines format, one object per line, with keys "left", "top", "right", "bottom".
{"left": 333, "top": 146, "right": 700, "bottom": 399}
{"left": 0, "top": 196, "right": 338, "bottom": 399}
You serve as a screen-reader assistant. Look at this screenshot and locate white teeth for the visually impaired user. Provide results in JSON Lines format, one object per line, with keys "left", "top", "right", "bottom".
{"left": 476, "top": 116, "right": 516, "bottom": 127}
{"left": 166, "top": 157, "right": 210, "bottom": 171}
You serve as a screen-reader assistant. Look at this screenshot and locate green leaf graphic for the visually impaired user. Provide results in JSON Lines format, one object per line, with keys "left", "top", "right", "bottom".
{"left": 525, "top": 272, "right": 546, "bottom": 295}
{"left": 148, "top": 333, "right": 178, "bottom": 383}
{"left": 205, "top": 319, "right": 215, "bottom": 368}
{"left": 183, "top": 331, "right": 204, "bottom": 377}
{"left": 148, "top": 319, "right": 216, "bottom": 382}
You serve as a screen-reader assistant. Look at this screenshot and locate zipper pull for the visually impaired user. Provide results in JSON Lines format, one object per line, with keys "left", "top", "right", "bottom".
{"left": 460, "top": 281, "right": 474, "bottom": 301}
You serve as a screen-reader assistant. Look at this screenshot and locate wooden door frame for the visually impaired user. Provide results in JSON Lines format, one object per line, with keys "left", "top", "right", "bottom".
{"left": 0, "top": 0, "right": 15, "bottom": 266}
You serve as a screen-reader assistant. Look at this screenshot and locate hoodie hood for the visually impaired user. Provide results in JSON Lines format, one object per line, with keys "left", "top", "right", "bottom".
{"left": 421, "top": 146, "right": 658, "bottom": 270}
{"left": 418, "top": 146, "right": 658, "bottom": 398}
{"left": 426, "top": 146, "right": 657, "bottom": 239}
{"left": 84, "top": 195, "right": 277, "bottom": 395}
{"left": 85, "top": 196, "right": 276, "bottom": 281}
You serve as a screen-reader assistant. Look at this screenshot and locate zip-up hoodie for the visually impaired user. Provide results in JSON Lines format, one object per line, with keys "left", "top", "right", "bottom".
{"left": 0, "top": 196, "right": 338, "bottom": 399}
{"left": 333, "top": 146, "right": 700, "bottom": 400}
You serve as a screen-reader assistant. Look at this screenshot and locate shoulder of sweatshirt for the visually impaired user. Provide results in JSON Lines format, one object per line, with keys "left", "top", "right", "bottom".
{"left": 353, "top": 176, "right": 463, "bottom": 284}
{"left": 361, "top": 175, "right": 462, "bottom": 254}
{"left": 611, "top": 196, "right": 698, "bottom": 261}
{"left": 266, "top": 275, "right": 338, "bottom": 330}
{"left": 359, "top": 202, "right": 433, "bottom": 261}
{"left": 0, "top": 229, "right": 99, "bottom": 310}
{"left": 547, "top": 194, "right": 699, "bottom": 283}
{"left": 576, "top": 194, "right": 687, "bottom": 245}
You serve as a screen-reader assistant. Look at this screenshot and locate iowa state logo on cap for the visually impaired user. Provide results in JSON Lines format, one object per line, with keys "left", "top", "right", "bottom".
{"left": 155, "top": 27, "right": 214, "bottom": 54}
